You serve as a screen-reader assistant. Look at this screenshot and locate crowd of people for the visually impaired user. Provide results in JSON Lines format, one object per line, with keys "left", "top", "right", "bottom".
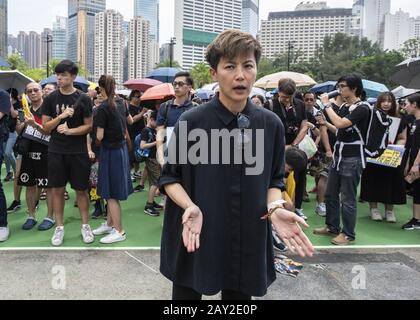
{"left": 0, "top": 28, "right": 419, "bottom": 300}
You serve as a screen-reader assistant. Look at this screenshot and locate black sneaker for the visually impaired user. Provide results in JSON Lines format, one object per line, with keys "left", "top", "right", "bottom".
{"left": 144, "top": 206, "right": 160, "bottom": 217}
{"left": 402, "top": 218, "right": 420, "bottom": 231}
{"left": 3, "top": 172, "right": 13, "bottom": 182}
{"left": 134, "top": 185, "right": 145, "bottom": 193}
{"left": 7, "top": 200, "right": 21, "bottom": 213}
{"left": 153, "top": 201, "right": 164, "bottom": 210}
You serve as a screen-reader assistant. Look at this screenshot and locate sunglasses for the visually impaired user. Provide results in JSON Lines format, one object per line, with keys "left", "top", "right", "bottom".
{"left": 173, "top": 81, "right": 187, "bottom": 87}
{"left": 305, "top": 98, "right": 314, "bottom": 102}
{"left": 27, "top": 89, "right": 40, "bottom": 94}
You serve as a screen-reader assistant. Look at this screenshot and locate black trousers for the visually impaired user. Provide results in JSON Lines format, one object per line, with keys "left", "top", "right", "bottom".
{"left": 173, "top": 284, "right": 252, "bottom": 301}
{"left": 294, "top": 166, "right": 306, "bottom": 210}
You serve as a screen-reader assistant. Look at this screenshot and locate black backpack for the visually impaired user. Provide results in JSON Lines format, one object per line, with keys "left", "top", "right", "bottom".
{"left": 351, "top": 102, "right": 392, "bottom": 159}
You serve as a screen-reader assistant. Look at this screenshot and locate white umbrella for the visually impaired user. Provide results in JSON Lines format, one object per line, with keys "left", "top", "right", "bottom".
{"left": 255, "top": 71, "right": 316, "bottom": 89}
{"left": 0, "top": 70, "right": 34, "bottom": 93}
{"left": 392, "top": 86, "right": 420, "bottom": 99}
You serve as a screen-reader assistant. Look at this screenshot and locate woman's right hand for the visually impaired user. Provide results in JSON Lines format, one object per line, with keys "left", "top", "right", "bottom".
{"left": 182, "top": 205, "right": 203, "bottom": 253}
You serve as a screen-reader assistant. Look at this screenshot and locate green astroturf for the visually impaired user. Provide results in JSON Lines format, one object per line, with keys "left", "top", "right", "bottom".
{"left": 0, "top": 175, "right": 419, "bottom": 248}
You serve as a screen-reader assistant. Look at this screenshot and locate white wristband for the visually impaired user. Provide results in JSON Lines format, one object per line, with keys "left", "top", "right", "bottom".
{"left": 268, "top": 200, "right": 287, "bottom": 212}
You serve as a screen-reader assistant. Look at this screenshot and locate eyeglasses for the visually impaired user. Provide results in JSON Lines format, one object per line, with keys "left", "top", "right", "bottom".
{"left": 305, "top": 98, "right": 314, "bottom": 102}
{"left": 27, "top": 89, "right": 40, "bottom": 94}
{"left": 134, "top": 95, "right": 141, "bottom": 99}
{"left": 173, "top": 81, "right": 187, "bottom": 87}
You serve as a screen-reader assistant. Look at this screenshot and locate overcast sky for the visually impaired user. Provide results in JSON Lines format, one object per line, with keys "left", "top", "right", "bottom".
{"left": 8, "top": 0, "right": 420, "bottom": 44}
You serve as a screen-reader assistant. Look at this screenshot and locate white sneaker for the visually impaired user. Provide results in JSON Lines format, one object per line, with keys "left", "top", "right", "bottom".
{"left": 51, "top": 227, "right": 65, "bottom": 246}
{"left": 371, "top": 208, "right": 383, "bottom": 222}
{"left": 93, "top": 222, "right": 113, "bottom": 236}
{"left": 316, "top": 203, "right": 327, "bottom": 217}
{"left": 386, "top": 211, "right": 397, "bottom": 223}
{"left": 100, "top": 228, "right": 126, "bottom": 244}
{"left": 81, "top": 224, "right": 94, "bottom": 244}
{"left": 295, "top": 208, "right": 308, "bottom": 221}
{"left": 0, "top": 227, "right": 10, "bottom": 242}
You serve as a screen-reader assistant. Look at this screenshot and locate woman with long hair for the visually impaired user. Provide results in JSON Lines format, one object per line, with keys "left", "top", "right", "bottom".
{"left": 92, "top": 75, "right": 134, "bottom": 244}
{"left": 360, "top": 92, "right": 407, "bottom": 223}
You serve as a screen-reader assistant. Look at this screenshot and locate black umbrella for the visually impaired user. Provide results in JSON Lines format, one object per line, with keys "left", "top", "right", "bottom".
{"left": 391, "top": 57, "right": 420, "bottom": 89}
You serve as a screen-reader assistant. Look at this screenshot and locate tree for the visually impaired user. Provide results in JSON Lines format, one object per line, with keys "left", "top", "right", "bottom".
{"left": 352, "top": 50, "right": 405, "bottom": 88}
{"left": 6, "top": 54, "right": 29, "bottom": 71}
{"left": 190, "top": 62, "right": 212, "bottom": 88}
{"left": 25, "top": 69, "right": 46, "bottom": 82}
{"left": 156, "top": 59, "right": 181, "bottom": 68}
{"left": 400, "top": 38, "right": 420, "bottom": 59}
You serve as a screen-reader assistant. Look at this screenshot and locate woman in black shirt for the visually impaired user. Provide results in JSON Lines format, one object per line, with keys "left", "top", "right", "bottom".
{"left": 93, "top": 75, "right": 134, "bottom": 244}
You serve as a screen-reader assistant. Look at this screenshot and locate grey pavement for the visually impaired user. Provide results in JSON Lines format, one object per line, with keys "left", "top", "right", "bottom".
{"left": 0, "top": 248, "right": 420, "bottom": 300}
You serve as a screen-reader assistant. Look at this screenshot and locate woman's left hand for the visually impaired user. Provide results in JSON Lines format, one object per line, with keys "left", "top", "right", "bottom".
{"left": 271, "top": 209, "right": 315, "bottom": 258}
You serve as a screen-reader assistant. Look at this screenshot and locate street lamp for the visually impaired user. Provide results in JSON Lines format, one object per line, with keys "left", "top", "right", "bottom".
{"left": 169, "top": 37, "right": 176, "bottom": 68}
{"left": 45, "top": 34, "right": 53, "bottom": 77}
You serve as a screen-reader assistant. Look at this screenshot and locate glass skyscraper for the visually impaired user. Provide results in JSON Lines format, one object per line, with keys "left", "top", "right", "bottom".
{"left": 68, "top": 0, "right": 106, "bottom": 77}
{"left": 134, "top": 0, "right": 159, "bottom": 42}
{"left": 0, "top": 0, "right": 7, "bottom": 58}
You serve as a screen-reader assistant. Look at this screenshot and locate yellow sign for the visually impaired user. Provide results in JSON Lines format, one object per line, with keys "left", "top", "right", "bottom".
{"left": 367, "top": 145, "right": 405, "bottom": 168}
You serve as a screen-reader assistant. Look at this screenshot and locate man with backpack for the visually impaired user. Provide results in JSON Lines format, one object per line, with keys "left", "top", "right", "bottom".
{"left": 156, "top": 72, "right": 194, "bottom": 167}
{"left": 314, "top": 74, "right": 372, "bottom": 245}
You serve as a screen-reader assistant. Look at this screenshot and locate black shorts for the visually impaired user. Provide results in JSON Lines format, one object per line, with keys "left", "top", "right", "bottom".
{"left": 18, "top": 149, "right": 49, "bottom": 188}
{"left": 48, "top": 152, "right": 91, "bottom": 191}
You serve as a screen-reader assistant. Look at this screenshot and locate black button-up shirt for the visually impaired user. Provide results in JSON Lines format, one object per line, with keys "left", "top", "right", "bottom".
{"left": 159, "top": 95, "right": 286, "bottom": 297}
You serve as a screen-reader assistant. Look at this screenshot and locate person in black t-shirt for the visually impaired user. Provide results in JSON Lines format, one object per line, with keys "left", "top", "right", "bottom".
{"left": 314, "top": 74, "right": 370, "bottom": 245}
{"left": 402, "top": 94, "right": 420, "bottom": 231}
{"left": 141, "top": 111, "right": 163, "bottom": 217}
{"left": 41, "top": 60, "right": 94, "bottom": 247}
{"left": 91, "top": 75, "right": 134, "bottom": 244}
{"left": 266, "top": 79, "right": 308, "bottom": 221}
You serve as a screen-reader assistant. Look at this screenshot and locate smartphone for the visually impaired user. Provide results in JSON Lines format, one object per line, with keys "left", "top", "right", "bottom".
{"left": 18, "top": 110, "right": 25, "bottom": 122}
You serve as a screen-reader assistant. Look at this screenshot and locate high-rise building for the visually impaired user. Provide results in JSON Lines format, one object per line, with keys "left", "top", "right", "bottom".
{"left": 160, "top": 43, "right": 170, "bottom": 62}
{"left": 242, "top": 0, "right": 259, "bottom": 37}
{"left": 52, "top": 16, "right": 68, "bottom": 61}
{"left": 260, "top": 3, "right": 353, "bottom": 61}
{"left": 7, "top": 34, "right": 18, "bottom": 56}
{"left": 383, "top": 10, "right": 420, "bottom": 52}
{"left": 122, "top": 21, "right": 130, "bottom": 82}
{"left": 41, "top": 28, "right": 52, "bottom": 67}
{"left": 94, "top": 10, "right": 124, "bottom": 85}
{"left": 128, "top": 17, "right": 151, "bottom": 79}
{"left": 17, "top": 31, "right": 29, "bottom": 61}
{"left": 68, "top": 0, "right": 106, "bottom": 78}
{"left": 0, "top": 0, "right": 7, "bottom": 58}
{"left": 354, "top": 0, "right": 390, "bottom": 47}
{"left": 134, "top": 0, "right": 159, "bottom": 42}
{"left": 174, "top": 0, "right": 242, "bottom": 70}
{"left": 27, "top": 31, "right": 41, "bottom": 69}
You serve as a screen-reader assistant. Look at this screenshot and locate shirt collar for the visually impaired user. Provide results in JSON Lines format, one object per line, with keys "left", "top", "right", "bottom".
{"left": 172, "top": 99, "right": 193, "bottom": 109}
{"left": 212, "top": 93, "right": 253, "bottom": 126}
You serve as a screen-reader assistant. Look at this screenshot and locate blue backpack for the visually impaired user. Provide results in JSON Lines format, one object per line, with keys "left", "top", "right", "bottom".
{"left": 134, "top": 130, "right": 152, "bottom": 163}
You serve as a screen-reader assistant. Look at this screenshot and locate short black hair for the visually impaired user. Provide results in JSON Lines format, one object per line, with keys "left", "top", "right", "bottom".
{"left": 55, "top": 60, "right": 79, "bottom": 76}
{"left": 7, "top": 88, "right": 19, "bottom": 100}
{"left": 174, "top": 71, "right": 194, "bottom": 87}
{"left": 407, "top": 94, "right": 420, "bottom": 108}
{"left": 129, "top": 90, "right": 141, "bottom": 100}
{"left": 285, "top": 147, "right": 308, "bottom": 173}
{"left": 251, "top": 94, "right": 265, "bottom": 105}
{"left": 278, "top": 79, "right": 297, "bottom": 96}
{"left": 336, "top": 74, "right": 363, "bottom": 98}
